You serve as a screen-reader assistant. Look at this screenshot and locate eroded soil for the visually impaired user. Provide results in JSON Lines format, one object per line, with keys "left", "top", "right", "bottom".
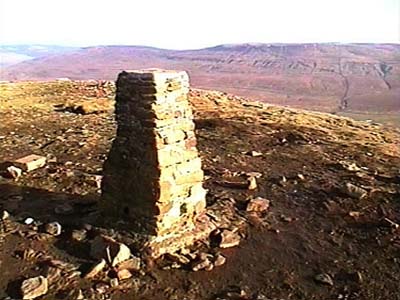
{"left": 0, "top": 81, "right": 400, "bottom": 300}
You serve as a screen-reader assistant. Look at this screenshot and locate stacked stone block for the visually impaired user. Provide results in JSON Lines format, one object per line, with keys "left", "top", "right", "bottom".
{"left": 101, "top": 69, "right": 208, "bottom": 257}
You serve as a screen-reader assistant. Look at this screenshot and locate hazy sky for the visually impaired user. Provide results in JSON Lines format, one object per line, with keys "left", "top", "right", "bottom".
{"left": 0, "top": 0, "right": 399, "bottom": 49}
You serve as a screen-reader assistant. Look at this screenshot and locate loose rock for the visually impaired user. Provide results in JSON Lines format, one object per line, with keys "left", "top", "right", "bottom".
{"left": 219, "top": 230, "right": 241, "bottom": 248}
{"left": 116, "top": 256, "right": 141, "bottom": 272}
{"left": 14, "top": 154, "right": 46, "bottom": 172}
{"left": 248, "top": 150, "right": 262, "bottom": 157}
{"left": 20, "top": 276, "right": 48, "bottom": 299}
{"left": 24, "top": 217, "right": 34, "bottom": 225}
{"left": 90, "top": 235, "right": 131, "bottom": 266}
{"left": 344, "top": 183, "right": 368, "bottom": 199}
{"left": 213, "top": 254, "right": 226, "bottom": 267}
{"left": 1, "top": 210, "right": 10, "bottom": 220}
{"left": 6, "top": 166, "right": 22, "bottom": 179}
{"left": 71, "top": 229, "right": 87, "bottom": 241}
{"left": 110, "top": 278, "right": 119, "bottom": 287}
{"left": 117, "top": 269, "right": 133, "bottom": 280}
{"left": 246, "top": 197, "right": 270, "bottom": 213}
{"left": 314, "top": 273, "right": 334, "bottom": 286}
{"left": 44, "top": 222, "right": 62, "bottom": 236}
{"left": 84, "top": 258, "right": 106, "bottom": 279}
{"left": 247, "top": 176, "right": 258, "bottom": 190}
{"left": 192, "top": 257, "right": 212, "bottom": 271}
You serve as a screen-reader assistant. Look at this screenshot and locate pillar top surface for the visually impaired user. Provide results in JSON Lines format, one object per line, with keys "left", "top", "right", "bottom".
{"left": 120, "top": 69, "right": 188, "bottom": 82}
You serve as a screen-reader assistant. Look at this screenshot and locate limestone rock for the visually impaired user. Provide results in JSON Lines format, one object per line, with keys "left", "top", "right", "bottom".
{"left": 246, "top": 197, "right": 270, "bottom": 213}
{"left": 192, "top": 257, "right": 212, "bottom": 271}
{"left": 213, "top": 253, "right": 226, "bottom": 267}
{"left": 6, "top": 165, "right": 22, "bottom": 179}
{"left": 14, "top": 154, "right": 46, "bottom": 172}
{"left": 314, "top": 273, "right": 334, "bottom": 286}
{"left": 219, "top": 230, "right": 241, "bottom": 248}
{"left": 90, "top": 235, "right": 131, "bottom": 266}
{"left": 247, "top": 176, "right": 257, "bottom": 190}
{"left": 84, "top": 259, "right": 106, "bottom": 279}
{"left": 44, "top": 222, "right": 62, "bottom": 236}
{"left": 110, "top": 278, "right": 119, "bottom": 287}
{"left": 71, "top": 229, "right": 87, "bottom": 241}
{"left": 1, "top": 210, "right": 10, "bottom": 220}
{"left": 117, "top": 269, "right": 133, "bottom": 280}
{"left": 116, "top": 256, "right": 141, "bottom": 271}
{"left": 344, "top": 183, "right": 368, "bottom": 199}
{"left": 20, "top": 276, "right": 48, "bottom": 299}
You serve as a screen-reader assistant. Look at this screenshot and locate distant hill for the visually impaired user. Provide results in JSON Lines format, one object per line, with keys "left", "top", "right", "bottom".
{"left": 1, "top": 43, "right": 399, "bottom": 124}
{"left": 0, "top": 45, "right": 78, "bottom": 67}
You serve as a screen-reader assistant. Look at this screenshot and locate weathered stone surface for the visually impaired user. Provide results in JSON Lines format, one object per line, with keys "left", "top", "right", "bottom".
{"left": 101, "top": 69, "right": 211, "bottom": 257}
{"left": 21, "top": 276, "right": 48, "bottom": 299}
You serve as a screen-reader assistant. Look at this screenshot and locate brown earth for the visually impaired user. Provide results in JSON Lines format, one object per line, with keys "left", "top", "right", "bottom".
{"left": 2, "top": 43, "right": 400, "bottom": 126}
{"left": 0, "top": 80, "right": 400, "bottom": 300}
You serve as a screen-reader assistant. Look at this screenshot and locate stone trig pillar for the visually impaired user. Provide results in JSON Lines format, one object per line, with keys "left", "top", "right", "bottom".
{"left": 101, "top": 69, "right": 211, "bottom": 257}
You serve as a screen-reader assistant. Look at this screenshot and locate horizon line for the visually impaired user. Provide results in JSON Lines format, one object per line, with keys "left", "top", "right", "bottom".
{"left": 1, "top": 41, "right": 400, "bottom": 51}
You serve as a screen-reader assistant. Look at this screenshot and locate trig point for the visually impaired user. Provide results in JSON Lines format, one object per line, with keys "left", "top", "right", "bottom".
{"left": 101, "top": 69, "right": 212, "bottom": 257}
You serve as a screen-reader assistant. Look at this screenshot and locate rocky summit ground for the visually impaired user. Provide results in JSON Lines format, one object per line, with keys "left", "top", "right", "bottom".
{"left": 0, "top": 80, "right": 399, "bottom": 300}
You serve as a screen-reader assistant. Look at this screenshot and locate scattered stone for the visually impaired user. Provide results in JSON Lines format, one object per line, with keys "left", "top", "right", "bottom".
{"left": 71, "top": 229, "right": 87, "bottom": 241}
{"left": 384, "top": 217, "right": 399, "bottom": 229}
{"left": 67, "top": 288, "right": 84, "bottom": 300}
{"left": 47, "top": 259, "right": 79, "bottom": 273}
{"left": 20, "top": 276, "right": 48, "bottom": 299}
{"left": 246, "top": 197, "right": 270, "bottom": 213}
{"left": 21, "top": 248, "right": 37, "bottom": 261}
{"left": 213, "top": 254, "right": 226, "bottom": 267}
{"left": 54, "top": 203, "right": 74, "bottom": 215}
{"left": 116, "top": 256, "right": 141, "bottom": 272}
{"left": 44, "top": 222, "right": 62, "bottom": 236}
{"left": 24, "top": 217, "right": 34, "bottom": 225}
{"left": 344, "top": 183, "right": 368, "bottom": 199}
{"left": 245, "top": 171, "right": 263, "bottom": 178}
{"left": 192, "top": 256, "right": 212, "bottom": 271}
{"left": 248, "top": 150, "right": 262, "bottom": 157}
{"left": 314, "top": 273, "right": 334, "bottom": 286}
{"left": 349, "top": 271, "right": 363, "bottom": 283}
{"left": 165, "top": 252, "right": 191, "bottom": 265}
{"left": 1, "top": 210, "right": 10, "bottom": 220}
{"left": 218, "top": 180, "right": 249, "bottom": 189}
{"left": 110, "top": 278, "right": 119, "bottom": 287}
{"left": 90, "top": 235, "right": 131, "bottom": 266}
{"left": 95, "top": 282, "right": 109, "bottom": 294}
{"left": 86, "top": 174, "right": 103, "bottom": 188}
{"left": 349, "top": 211, "right": 361, "bottom": 218}
{"left": 280, "top": 215, "right": 294, "bottom": 222}
{"left": 247, "top": 176, "right": 257, "bottom": 190}
{"left": 117, "top": 269, "right": 133, "bottom": 280}
{"left": 219, "top": 230, "right": 241, "bottom": 248}
{"left": 45, "top": 266, "right": 61, "bottom": 284}
{"left": 84, "top": 259, "right": 106, "bottom": 279}
{"left": 13, "top": 154, "right": 46, "bottom": 172}
{"left": 297, "top": 173, "right": 305, "bottom": 181}
{"left": 6, "top": 166, "right": 22, "bottom": 179}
